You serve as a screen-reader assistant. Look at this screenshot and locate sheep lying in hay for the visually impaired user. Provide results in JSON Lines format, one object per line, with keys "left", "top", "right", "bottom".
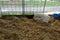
{"left": 33, "top": 11, "right": 60, "bottom": 23}
{"left": 33, "top": 13, "right": 50, "bottom": 23}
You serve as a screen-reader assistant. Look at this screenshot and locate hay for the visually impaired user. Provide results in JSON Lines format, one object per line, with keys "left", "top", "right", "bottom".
{"left": 0, "top": 16, "right": 60, "bottom": 40}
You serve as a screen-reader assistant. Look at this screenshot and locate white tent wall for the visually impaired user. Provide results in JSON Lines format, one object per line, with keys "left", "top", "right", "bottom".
{"left": 24, "top": 0, "right": 60, "bottom": 13}
{"left": 24, "top": 0, "right": 51, "bottom": 1}
{"left": 0, "top": 0, "right": 10, "bottom": 1}
{"left": 0, "top": 0, "right": 60, "bottom": 15}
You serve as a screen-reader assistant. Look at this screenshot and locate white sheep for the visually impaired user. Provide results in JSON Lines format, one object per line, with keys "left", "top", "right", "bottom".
{"left": 33, "top": 11, "right": 60, "bottom": 23}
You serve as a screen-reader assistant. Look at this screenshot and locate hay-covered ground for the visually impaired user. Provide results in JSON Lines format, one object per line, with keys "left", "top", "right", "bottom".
{"left": 0, "top": 16, "right": 60, "bottom": 40}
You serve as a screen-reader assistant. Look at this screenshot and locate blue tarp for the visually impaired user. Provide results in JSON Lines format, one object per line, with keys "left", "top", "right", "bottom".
{"left": 53, "top": 13, "right": 60, "bottom": 19}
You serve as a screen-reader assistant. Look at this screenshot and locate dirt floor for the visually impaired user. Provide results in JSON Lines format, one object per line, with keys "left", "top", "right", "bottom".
{"left": 0, "top": 16, "right": 60, "bottom": 40}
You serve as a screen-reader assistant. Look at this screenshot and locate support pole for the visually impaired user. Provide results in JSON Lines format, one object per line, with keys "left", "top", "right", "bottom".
{"left": 0, "top": 6, "right": 2, "bottom": 17}
{"left": 43, "top": 0, "right": 47, "bottom": 13}
{"left": 22, "top": 0, "right": 25, "bottom": 16}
